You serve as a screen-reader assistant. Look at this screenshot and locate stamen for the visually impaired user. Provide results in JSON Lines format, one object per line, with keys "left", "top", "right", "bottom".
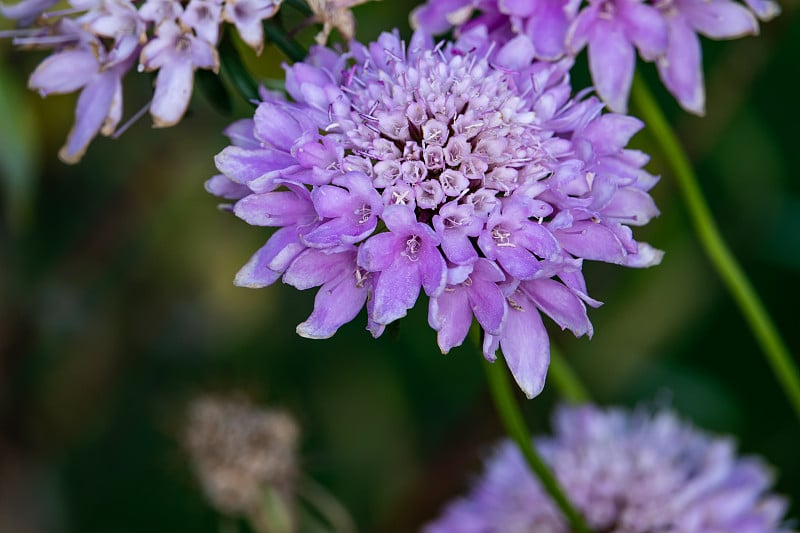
{"left": 492, "top": 227, "right": 515, "bottom": 247}
{"left": 401, "top": 235, "right": 422, "bottom": 261}
{"left": 13, "top": 34, "right": 79, "bottom": 46}
{"left": 112, "top": 99, "right": 152, "bottom": 139}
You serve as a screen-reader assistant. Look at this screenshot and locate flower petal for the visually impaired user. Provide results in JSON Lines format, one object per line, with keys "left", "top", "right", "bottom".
{"left": 587, "top": 21, "right": 636, "bottom": 113}
{"left": 500, "top": 294, "right": 550, "bottom": 399}
{"left": 234, "top": 227, "right": 302, "bottom": 288}
{"left": 150, "top": 61, "right": 194, "bottom": 127}
{"left": 657, "top": 16, "right": 705, "bottom": 115}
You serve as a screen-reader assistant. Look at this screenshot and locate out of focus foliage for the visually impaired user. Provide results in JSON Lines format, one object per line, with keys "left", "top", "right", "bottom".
{"left": 0, "top": 1, "right": 798, "bottom": 531}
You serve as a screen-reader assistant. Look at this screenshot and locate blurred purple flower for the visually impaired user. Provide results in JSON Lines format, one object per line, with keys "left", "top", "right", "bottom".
{"left": 1, "top": 0, "right": 283, "bottom": 162}
{"left": 411, "top": 0, "right": 777, "bottom": 114}
{"left": 139, "top": 19, "right": 219, "bottom": 127}
{"left": 211, "top": 30, "right": 661, "bottom": 398}
{"left": 426, "top": 404, "right": 792, "bottom": 533}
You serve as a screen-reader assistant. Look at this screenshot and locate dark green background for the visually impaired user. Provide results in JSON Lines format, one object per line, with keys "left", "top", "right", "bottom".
{"left": 1, "top": 0, "right": 798, "bottom": 530}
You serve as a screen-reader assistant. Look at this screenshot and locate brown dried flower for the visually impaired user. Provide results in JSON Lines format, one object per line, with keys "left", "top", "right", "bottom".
{"left": 185, "top": 395, "right": 299, "bottom": 519}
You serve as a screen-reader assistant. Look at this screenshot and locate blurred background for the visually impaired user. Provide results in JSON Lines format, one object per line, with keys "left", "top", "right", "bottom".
{"left": 1, "top": 0, "right": 799, "bottom": 531}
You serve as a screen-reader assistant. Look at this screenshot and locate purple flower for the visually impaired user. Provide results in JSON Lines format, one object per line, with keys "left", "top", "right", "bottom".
{"left": 654, "top": 0, "right": 758, "bottom": 114}
{"left": 211, "top": 30, "right": 661, "bottom": 397}
{"left": 567, "top": 0, "right": 669, "bottom": 113}
{"left": 139, "top": 19, "right": 219, "bottom": 127}
{"left": 2, "top": 0, "right": 284, "bottom": 162}
{"left": 25, "top": 19, "right": 136, "bottom": 163}
{"left": 222, "top": 0, "right": 281, "bottom": 53}
{"left": 426, "top": 404, "right": 792, "bottom": 533}
{"left": 411, "top": 0, "right": 776, "bottom": 114}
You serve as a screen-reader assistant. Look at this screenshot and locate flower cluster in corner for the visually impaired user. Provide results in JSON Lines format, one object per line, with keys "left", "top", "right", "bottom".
{"left": 411, "top": 0, "right": 779, "bottom": 115}
{"left": 0, "top": 0, "right": 283, "bottom": 162}
{"left": 209, "top": 29, "right": 662, "bottom": 398}
{"left": 426, "top": 404, "right": 791, "bottom": 533}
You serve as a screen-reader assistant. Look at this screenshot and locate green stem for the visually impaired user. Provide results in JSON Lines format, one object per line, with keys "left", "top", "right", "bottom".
{"left": 630, "top": 74, "right": 800, "bottom": 423}
{"left": 264, "top": 19, "right": 308, "bottom": 62}
{"left": 219, "top": 31, "right": 259, "bottom": 104}
{"left": 549, "top": 345, "right": 590, "bottom": 404}
{"left": 285, "top": 0, "right": 313, "bottom": 16}
{"left": 475, "top": 331, "right": 592, "bottom": 533}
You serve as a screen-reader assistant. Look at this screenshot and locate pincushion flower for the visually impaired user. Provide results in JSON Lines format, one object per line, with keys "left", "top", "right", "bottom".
{"left": 411, "top": 0, "right": 777, "bottom": 114}
{"left": 211, "top": 29, "right": 662, "bottom": 398}
{"left": 426, "top": 404, "right": 791, "bottom": 533}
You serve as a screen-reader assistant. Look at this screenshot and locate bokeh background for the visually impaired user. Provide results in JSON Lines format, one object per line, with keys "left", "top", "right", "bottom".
{"left": 1, "top": 0, "right": 799, "bottom": 531}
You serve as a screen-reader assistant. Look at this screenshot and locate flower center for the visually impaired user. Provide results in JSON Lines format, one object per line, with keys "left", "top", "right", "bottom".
{"left": 401, "top": 235, "right": 422, "bottom": 261}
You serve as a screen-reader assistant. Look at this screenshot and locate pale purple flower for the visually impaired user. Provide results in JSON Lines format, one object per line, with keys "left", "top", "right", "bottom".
{"left": 567, "top": 0, "right": 669, "bottom": 113}
{"left": 139, "top": 19, "right": 219, "bottom": 127}
{"left": 211, "top": 30, "right": 661, "bottom": 397}
{"left": 2, "top": 0, "right": 283, "bottom": 162}
{"left": 654, "top": 0, "right": 759, "bottom": 114}
{"left": 426, "top": 404, "right": 792, "bottom": 533}
{"left": 222, "top": 0, "right": 280, "bottom": 53}
{"left": 25, "top": 18, "right": 136, "bottom": 163}
{"left": 411, "top": 0, "right": 777, "bottom": 114}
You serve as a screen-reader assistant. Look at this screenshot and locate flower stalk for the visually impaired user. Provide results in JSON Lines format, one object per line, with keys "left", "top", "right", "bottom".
{"left": 549, "top": 346, "right": 590, "bottom": 404}
{"left": 481, "top": 353, "right": 592, "bottom": 533}
{"left": 630, "top": 73, "right": 800, "bottom": 423}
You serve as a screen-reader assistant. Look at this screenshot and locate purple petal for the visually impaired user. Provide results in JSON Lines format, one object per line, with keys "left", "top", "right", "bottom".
{"left": 205, "top": 174, "right": 250, "bottom": 200}
{"left": 254, "top": 101, "right": 317, "bottom": 151}
{"left": 494, "top": 34, "right": 536, "bottom": 71}
{"left": 28, "top": 49, "right": 98, "bottom": 95}
{"left": 370, "top": 260, "right": 422, "bottom": 325}
{"left": 468, "top": 261, "right": 507, "bottom": 335}
{"left": 430, "top": 288, "right": 472, "bottom": 353}
{"left": 680, "top": 0, "right": 758, "bottom": 38}
{"left": 588, "top": 21, "right": 636, "bottom": 113}
{"left": 657, "top": 16, "right": 705, "bottom": 115}
{"left": 214, "top": 146, "right": 296, "bottom": 187}
{"left": 0, "top": 0, "right": 57, "bottom": 21}
{"left": 621, "top": 0, "right": 669, "bottom": 60}
{"left": 742, "top": 0, "right": 780, "bottom": 20}
{"left": 234, "top": 227, "right": 302, "bottom": 288}
{"left": 419, "top": 245, "right": 447, "bottom": 297}
{"left": 525, "top": 0, "right": 574, "bottom": 60}
{"left": 283, "top": 248, "right": 351, "bottom": 289}
{"left": 380, "top": 204, "right": 418, "bottom": 234}
{"left": 603, "top": 187, "right": 660, "bottom": 226}
{"left": 59, "top": 71, "right": 117, "bottom": 163}
{"left": 622, "top": 241, "right": 664, "bottom": 267}
{"left": 234, "top": 190, "right": 315, "bottom": 227}
{"left": 500, "top": 293, "right": 550, "bottom": 399}
{"left": 357, "top": 232, "right": 399, "bottom": 272}
{"left": 523, "top": 278, "right": 592, "bottom": 337}
{"left": 579, "top": 113, "right": 644, "bottom": 154}
{"left": 296, "top": 272, "right": 367, "bottom": 339}
{"left": 150, "top": 61, "right": 194, "bottom": 127}
{"left": 555, "top": 220, "right": 627, "bottom": 263}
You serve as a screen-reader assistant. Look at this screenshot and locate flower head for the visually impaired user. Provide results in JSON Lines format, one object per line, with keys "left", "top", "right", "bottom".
{"left": 211, "top": 30, "right": 661, "bottom": 398}
{"left": 426, "top": 405, "right": 791, "bottom": 533}
{"left": 185, "top": 394, "right": 299, "bottom": 517}
{"left": 411, "top": 0, "right": 777, "bottom": 114}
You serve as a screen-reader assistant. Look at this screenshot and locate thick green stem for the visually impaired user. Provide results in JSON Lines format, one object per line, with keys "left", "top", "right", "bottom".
{"left": 475, "top": 330, "right": 591, "bottom": 532}
{"left": 630, "top": 74, "right": 800, "bottom": 423}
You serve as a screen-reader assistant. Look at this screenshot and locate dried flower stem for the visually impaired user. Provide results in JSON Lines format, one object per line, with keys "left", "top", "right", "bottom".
{"left": 474, "top": 328, "right": 592, "bottom": 533}
{"left": 631, "top": 74, "right": 800, "bottom": 423}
